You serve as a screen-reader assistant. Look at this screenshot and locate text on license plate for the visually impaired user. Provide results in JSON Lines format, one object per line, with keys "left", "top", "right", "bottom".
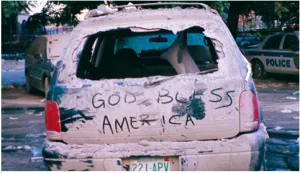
{"left": 130, "top": 157, "right": 171, "bottom": 171}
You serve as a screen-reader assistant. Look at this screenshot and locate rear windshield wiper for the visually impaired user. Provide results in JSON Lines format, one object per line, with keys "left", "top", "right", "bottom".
{"left": 144, "top": 76, "right": 175, "bottom": 88}
{"left": 144, "top": 68, "right": 218, "bottom": 88}
{"left": 195, "top": 68, "right": 218, "bottom": 75}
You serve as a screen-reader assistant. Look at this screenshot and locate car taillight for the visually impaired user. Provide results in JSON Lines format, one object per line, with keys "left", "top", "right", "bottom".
{"left": 45, "top": 101, "right": 61, "bottom": 132}
{"left": 239, "top": 90, "right": 259, "bottom": 132}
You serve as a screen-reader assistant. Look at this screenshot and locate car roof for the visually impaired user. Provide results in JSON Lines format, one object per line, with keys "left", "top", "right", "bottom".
{"left": 77, "top": 7, "right": 220, "bottom": 35}
{"left": 84, "top": 2, "right": 213, "bottom": 19}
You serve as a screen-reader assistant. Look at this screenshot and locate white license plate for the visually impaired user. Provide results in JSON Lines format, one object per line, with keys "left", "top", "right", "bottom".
{"left": 130, "top": 157, "right": 171, "bottom": 171}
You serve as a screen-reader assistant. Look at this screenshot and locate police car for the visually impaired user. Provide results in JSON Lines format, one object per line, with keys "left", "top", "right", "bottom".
{"left": 244, "top": 31, "right": 299, "bottom": 78}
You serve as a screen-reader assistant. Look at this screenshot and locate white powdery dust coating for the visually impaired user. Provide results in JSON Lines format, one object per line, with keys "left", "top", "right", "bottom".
{"left": 281, "top": 108, "right": 292, "bottom": 113}
{"left": 274, "top": 126, "right": 283, "bottom": 130}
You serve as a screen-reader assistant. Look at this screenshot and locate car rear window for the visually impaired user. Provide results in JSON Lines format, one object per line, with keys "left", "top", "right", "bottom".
{"left": 76, "top": 26, "right": 219, "bottom": 80}
{"left": 262, "top": 35, "right": 283, "bottom": 50}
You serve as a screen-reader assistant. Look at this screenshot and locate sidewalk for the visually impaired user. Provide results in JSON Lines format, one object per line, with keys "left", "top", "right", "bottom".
{"left": 1, "top": 87, "right": 44, "bottom": 109}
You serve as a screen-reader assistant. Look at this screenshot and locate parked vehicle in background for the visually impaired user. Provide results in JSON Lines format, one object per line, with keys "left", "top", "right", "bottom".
{"left": 243, "top": 31, "right": 299, "bottom": 79}
{"left": 282, "top": 17, "right": 299, "bottom": 32}
{"left": 25, "top": 34, "right": 69, "bottom": 97}
{"left": 236, "top": 35, "right": 261, "bottom": 48}
{"left": 42, "top": 3, "right": 267, "bottom": 171}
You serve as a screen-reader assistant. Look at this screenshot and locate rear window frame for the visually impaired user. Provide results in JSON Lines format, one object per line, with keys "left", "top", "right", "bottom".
{"left": 76, "top": 27, "right": 220, "bottom": 80}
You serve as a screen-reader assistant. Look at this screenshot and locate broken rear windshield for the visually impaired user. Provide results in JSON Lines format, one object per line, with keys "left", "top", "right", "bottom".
{"left": 76, "top": 26, "right": 219, "bottom": 80}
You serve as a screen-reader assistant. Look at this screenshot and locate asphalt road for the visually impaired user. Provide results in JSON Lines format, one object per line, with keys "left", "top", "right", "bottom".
{"left": 1, "top": 78, "right": 299, "bottom": 171}
{"left": 1, "top": 108, "right": 47, "bottom": 171}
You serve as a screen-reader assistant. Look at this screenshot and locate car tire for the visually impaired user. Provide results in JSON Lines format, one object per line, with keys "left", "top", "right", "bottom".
{"left": 25, "top": 73, "right": 33, "bottom": 93}
{"left": 44, "top": 77, "right": 49, "bottom": 98}
{"left": 252, "top": 60, "right": 267, "bottom": 79}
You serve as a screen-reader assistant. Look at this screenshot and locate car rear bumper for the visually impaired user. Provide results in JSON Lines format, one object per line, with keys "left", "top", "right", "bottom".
{"left": 42, "top": 123, "right": 268, "bottom": 171}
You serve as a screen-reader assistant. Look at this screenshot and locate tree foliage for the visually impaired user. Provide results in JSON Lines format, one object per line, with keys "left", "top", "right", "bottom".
{"left": 2, "top": 1, "right": 299, "bottom": 39}
{"left": 1, "top": 1, "right": 38, "bottom": 25}
{"left": 227, "top": 1, "right": 299, "bottom": 39}
{"left": 2, "top": 1, "right": 26, "bottom": 25}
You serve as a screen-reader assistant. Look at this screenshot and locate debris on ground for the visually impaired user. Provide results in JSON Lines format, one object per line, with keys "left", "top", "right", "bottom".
{"left": 9, "top": 117, "right": 18, "bottom": 120}
{"left": 274, "top": 126, "right": 284, "bottom": 130}
{"left": 3, "top": 145, "right": 17, "bottom": 151}
{"left": 285, "top": 96, "right": 297, "bottom": 100}
{"left": 8, "top": 85, "right": 15, "bottom": 89}
{"left": 7, "top": 83, "right": 21, "bottom": 89}
{"left": 3, "top": 145, "right": 31, "bottom": 151}
{"left": 23, "top": 145, "right": 31, "bottom": 150}
{"left": 31, "top": 156, "right": 43, "bottom": 163}
{"left": 281, "top": 108, "right": 292, "bottom": 113}
{"left": 35, "top": 112, "right": 43, "bottom": 116}
{"left": 25, "top": 133, "right": 46, "bottom": 138}
{"left": 27, "top": 111, "right": 34, "bottom": 115}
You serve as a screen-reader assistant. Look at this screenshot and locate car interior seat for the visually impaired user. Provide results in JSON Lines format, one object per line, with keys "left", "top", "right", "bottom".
{"left": 111, "top": 48, "right": 142, "bottom": 78}
{"left": 187, "top": 45, "right": 217, "bottom": 71}
{"left": 187, "top": 45, "right": 212, "bottom": 64}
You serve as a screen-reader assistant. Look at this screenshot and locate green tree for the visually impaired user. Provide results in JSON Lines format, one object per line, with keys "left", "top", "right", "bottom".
{"left": 275, "top": 1, "right": 299, "bottom": 28}
{"left": 8, "top": 1, "right": 298, "bottom": 39}
{"left": 227, "top": 1, "right": 299, "bottom": 39}
{"left": 227, "top": 1, "right": 277, "bottom": 39}
{"left": 53, "top": 1, "right": 101, "bottom": 26}
{"left": 2, "top": 1, "right": 37, "bottom": 41}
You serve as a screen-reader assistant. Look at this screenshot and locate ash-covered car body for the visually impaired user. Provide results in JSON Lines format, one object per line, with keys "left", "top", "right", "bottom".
{"left": 25, "top": 34, "right": 69, "bottom": 96}
{"left": 43, "top": 3, "right": 268, "bottom": 171}
{"left": 243, "top": 32, "right": 299, "bottom": 78}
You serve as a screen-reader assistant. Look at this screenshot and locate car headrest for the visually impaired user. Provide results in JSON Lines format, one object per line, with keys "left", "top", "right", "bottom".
{"left": 114, "top": 48, "right": 141, "bottom": 66}
{"left": 115, "top": 48, "right": 137, "bottom": 59}
{"left": 187, "top": 45, "right": 212, "bottom": 63}
{"left": 160, "top": 33, "right": 200, "bottom": 74}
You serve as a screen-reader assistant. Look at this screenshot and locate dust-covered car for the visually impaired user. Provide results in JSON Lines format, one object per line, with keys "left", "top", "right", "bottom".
{"left": 25, "top": 34, "right": 69, "bottom": 96}
{"left": 243, "top": 32, "right": 299, "bottom": 78}
{"left": 42, "top": 3, "right": 268, "bottom": 171}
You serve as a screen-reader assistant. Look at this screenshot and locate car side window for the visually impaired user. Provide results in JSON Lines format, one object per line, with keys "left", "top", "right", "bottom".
{"left": 76, "top": 36, "right": 100, "bottom": 79}
{"left": 283, "top": 35, "right": 299, "bottom": 51}
{"left": 262, "top": 35, "right": 283, "bottom": 50}
{"left": 26, "top": 38, "right": 41, "bottom": 57}
{"left": 40, "top": 37, "right": 47, "bottom": 60}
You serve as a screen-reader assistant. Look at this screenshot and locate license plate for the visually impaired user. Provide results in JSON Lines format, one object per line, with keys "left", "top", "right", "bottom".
{"left": 130, "top": 157, "right": 171, "bottom": 171}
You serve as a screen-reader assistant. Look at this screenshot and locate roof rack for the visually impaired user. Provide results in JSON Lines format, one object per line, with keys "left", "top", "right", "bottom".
{"left": 110, "top": 2, "right": 210, "bottom": 11}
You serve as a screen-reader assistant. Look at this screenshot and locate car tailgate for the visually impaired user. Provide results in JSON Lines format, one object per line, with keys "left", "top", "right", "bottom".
{"left": 58, "top": 74, "right": 245, "bottom": 144}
